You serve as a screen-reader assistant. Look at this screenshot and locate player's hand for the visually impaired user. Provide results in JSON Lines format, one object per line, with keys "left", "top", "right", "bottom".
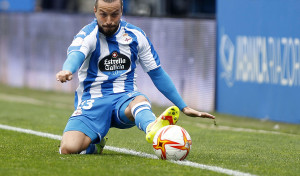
{"left": 56, "top": 70, "right": 73, "bottom": 83}
{"left": 182, "top": 106, "right": 215, "bottom": 119}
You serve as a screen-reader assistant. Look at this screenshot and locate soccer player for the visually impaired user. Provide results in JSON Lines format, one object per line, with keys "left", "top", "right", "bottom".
{"left": 56, "top": 0, "right": 215, "bottom": 154}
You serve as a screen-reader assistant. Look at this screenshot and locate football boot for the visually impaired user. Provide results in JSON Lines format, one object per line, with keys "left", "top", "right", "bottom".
{"left": 145, "top": 106, "right": 180, "bottom": 143}
{"left": 96, "top": 137, "right": 108, "bottom": 154}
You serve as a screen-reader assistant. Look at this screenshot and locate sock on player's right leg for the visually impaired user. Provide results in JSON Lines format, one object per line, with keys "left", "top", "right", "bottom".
{"left": 131, "top": 102, "right": 156, "bottom": 133}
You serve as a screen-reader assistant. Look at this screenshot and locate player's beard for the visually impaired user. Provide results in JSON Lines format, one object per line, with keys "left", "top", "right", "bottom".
{"left": 99, "top": 24, "right": 119, "bottom": 36}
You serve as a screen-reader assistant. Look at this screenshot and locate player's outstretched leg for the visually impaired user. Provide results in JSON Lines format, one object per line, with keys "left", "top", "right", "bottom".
{"left": 145, "top": 106, "right": 180, "bottom": 143}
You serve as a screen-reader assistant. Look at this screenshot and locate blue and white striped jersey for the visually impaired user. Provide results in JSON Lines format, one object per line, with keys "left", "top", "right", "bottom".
{"left": 67, "top": 19, "right": 160, "bottom": 104}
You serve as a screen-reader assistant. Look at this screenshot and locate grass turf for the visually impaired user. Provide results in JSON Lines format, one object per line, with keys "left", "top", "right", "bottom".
{"left": 0, "top": 84, "right": 299, "bottom": 176}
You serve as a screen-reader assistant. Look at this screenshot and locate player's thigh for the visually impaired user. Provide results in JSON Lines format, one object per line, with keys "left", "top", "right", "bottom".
{"left": 63, "top": 118, "right": 100, "bottom": 144}
{"left": 60, "top": 131, "right": 91, "bottom": 154}
{"left": 68, "top": 97, "right": 114, "bottom": 143}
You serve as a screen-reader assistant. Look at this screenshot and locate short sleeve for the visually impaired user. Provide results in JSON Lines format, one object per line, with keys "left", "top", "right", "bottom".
{"left": 137, "top": 35, "right": 161, "bottom": 72}
{"left": 67, "top": 20, "right": 98, "bottom": 58}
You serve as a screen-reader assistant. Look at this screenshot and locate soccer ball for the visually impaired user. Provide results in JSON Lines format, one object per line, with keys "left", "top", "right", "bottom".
{"left": 153, "top": 125, "right": 192, "bottom": 161}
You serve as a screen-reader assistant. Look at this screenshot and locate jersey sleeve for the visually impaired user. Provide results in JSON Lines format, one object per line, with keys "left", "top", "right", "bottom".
{"left": 62, "top": 51, "right": 85, "bottom": 74}
{"left": 137, "top": 33, "right": 161, "bottom": 72}
{"left": 67, "top": 20, "right": 98, "bottom": 58}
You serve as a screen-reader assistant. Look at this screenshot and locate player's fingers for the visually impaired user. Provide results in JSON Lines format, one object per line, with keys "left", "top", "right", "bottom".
{"left": 183, "top": 107, "right": 215, "bottom": 119}
{"left": 56, "top": 72, "right": 64, "bottom": 81}
{"left": 58, "top": 76, "right": 66, "bottom": 83}
{"left": 201, "top": 112, "right": 215, "bottom": 119}
{"left": 62, "top": 77, "right": 67, "bottom": 83}
{"left": 56, "top": 75, "right": 67, "bottom": 83}
{"left": 67, "top": 74, "right": 73, "bottom": 81}
{"left": 56, "top": 71, "right": 72, "bottom": 83}
{"left": 56, "top": 73, "right": 61, "bottom": 81}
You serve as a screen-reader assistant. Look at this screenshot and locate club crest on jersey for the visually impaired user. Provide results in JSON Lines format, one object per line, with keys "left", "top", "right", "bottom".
{"left": 122, "top": 33, "right": 132, "bottom": 44}
{"left": 99, "top": 51, "right": 131, "bottom": 76}
{"left": 112, "top": 52, "right": 118, "bottom": 58}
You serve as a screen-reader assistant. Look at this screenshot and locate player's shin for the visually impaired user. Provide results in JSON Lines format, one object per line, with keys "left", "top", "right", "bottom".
{"left": 131, "top": 102, "right": 156, "bottom": 133}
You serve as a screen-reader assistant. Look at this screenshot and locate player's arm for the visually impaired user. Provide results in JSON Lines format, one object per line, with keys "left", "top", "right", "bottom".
{"left": 56, "top": 51, "right": 85, "bottom": 83}
{"left": 148, "top": 67, "right": 215, "bottom": 119}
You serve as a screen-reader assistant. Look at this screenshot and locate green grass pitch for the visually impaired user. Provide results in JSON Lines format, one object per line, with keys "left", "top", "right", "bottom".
{"left": 0, "top": 84, "right": 299, "bottom": 176}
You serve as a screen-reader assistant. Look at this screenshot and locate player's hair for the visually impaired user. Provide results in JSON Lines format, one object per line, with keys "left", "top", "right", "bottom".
{"left": 94, "top": 0, "right": 123, "bottom": 8}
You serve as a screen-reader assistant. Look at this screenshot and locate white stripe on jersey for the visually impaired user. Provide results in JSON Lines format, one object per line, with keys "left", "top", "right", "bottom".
{"left": 76, "top": 54, "right": 92, "bottom": 104}
{"left": 124, "top": 27, "right": 159, "bottom": 72}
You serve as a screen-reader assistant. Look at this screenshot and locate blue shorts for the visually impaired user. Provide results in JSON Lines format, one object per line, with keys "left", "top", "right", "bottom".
{"left": 63, "top": 91, "right": 150, "bottom": 144}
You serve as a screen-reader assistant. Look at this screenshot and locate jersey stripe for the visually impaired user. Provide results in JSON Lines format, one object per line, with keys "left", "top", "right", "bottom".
{"left": 82, "top": 32, "right": 101, "bottom": 100}
{"left": 113, "top": 31, "right": 128, "bottom": 93}
{"left": 125, "top": 25, "right": 160, "bottom": 72}
{"left": 147, "top": 37, "right": 160, "bottom": 67}
{"left": 124, "top": 29, "right": 138, "bottom": 92}
{"left": 101, "top": 35, "right": 120, "bottom": 95}
{"left": 74, "top": 25, "right": 99, "bottom": 104}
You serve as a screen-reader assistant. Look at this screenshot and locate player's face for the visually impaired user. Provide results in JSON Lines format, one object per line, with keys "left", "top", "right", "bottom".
{"left": 94, "top": 0, "right": 122, "bottom": 36}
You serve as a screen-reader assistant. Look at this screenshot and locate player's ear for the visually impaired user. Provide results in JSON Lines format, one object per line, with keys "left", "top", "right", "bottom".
{"left": 94, "top": 6, "right": 97, "bottom": 13}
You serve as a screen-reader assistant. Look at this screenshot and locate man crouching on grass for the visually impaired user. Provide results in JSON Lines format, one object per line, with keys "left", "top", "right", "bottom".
{"left": 56, "top": 0, "right": 215, "bottom": 154}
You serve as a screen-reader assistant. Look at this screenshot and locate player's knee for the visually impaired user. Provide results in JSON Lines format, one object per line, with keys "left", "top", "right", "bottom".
{"left": 124, "top": 95, "right": 151, "bottom": 121}
{"left": 59, "top": 131, "right": 92, "bottom": 154}
{"left": 130, "top": 97, "right": 152, "bottom": 117}
{"left": 60, "top": 143, "right": 80, "bottom": 154}
{"left": 129, "top": 95, "right": 149, "bottom": 109}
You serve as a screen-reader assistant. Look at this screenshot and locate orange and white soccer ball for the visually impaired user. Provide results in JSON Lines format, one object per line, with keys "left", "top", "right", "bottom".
{"left": 153, "top": 125, "right": 192, "bottom": 161}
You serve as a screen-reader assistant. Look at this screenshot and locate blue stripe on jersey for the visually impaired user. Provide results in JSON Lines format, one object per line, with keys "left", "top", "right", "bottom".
{"left": 81, "top": 20, "right": 97, "bottom": 35}
{"left": 125, "top": 22, "right": 160, "bottom": 67}
{"left": 82, "top": 32, "right": 101, "bottom": 100}
{"left": 124, "top": 22, "right": 146, "bottom": 36}
{"left": 74, "top": 91, "right": 79, "bottom": 109}
{"left": 124, "top": 29, "right": 138, "bottom": 92}
{"left": 101, "top": 35, "right": 120, "bottom": 95}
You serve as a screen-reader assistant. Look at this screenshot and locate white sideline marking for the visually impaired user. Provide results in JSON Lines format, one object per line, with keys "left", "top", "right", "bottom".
{"left": 0, "top": 124, "right": 257, "bottom": 176}
{"left": 0, "top": 124, "right": 62, "bottom": 140}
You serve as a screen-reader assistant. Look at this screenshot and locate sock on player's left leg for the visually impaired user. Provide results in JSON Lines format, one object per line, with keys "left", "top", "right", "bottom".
{"left": 78, "top": 144, "right": 96, "bottom": 154}
{"left": 131, "top": 102, "right": 156, "bottom": 133}
{"left": 79, "top": 137, "right": 108, "bottom": 154}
